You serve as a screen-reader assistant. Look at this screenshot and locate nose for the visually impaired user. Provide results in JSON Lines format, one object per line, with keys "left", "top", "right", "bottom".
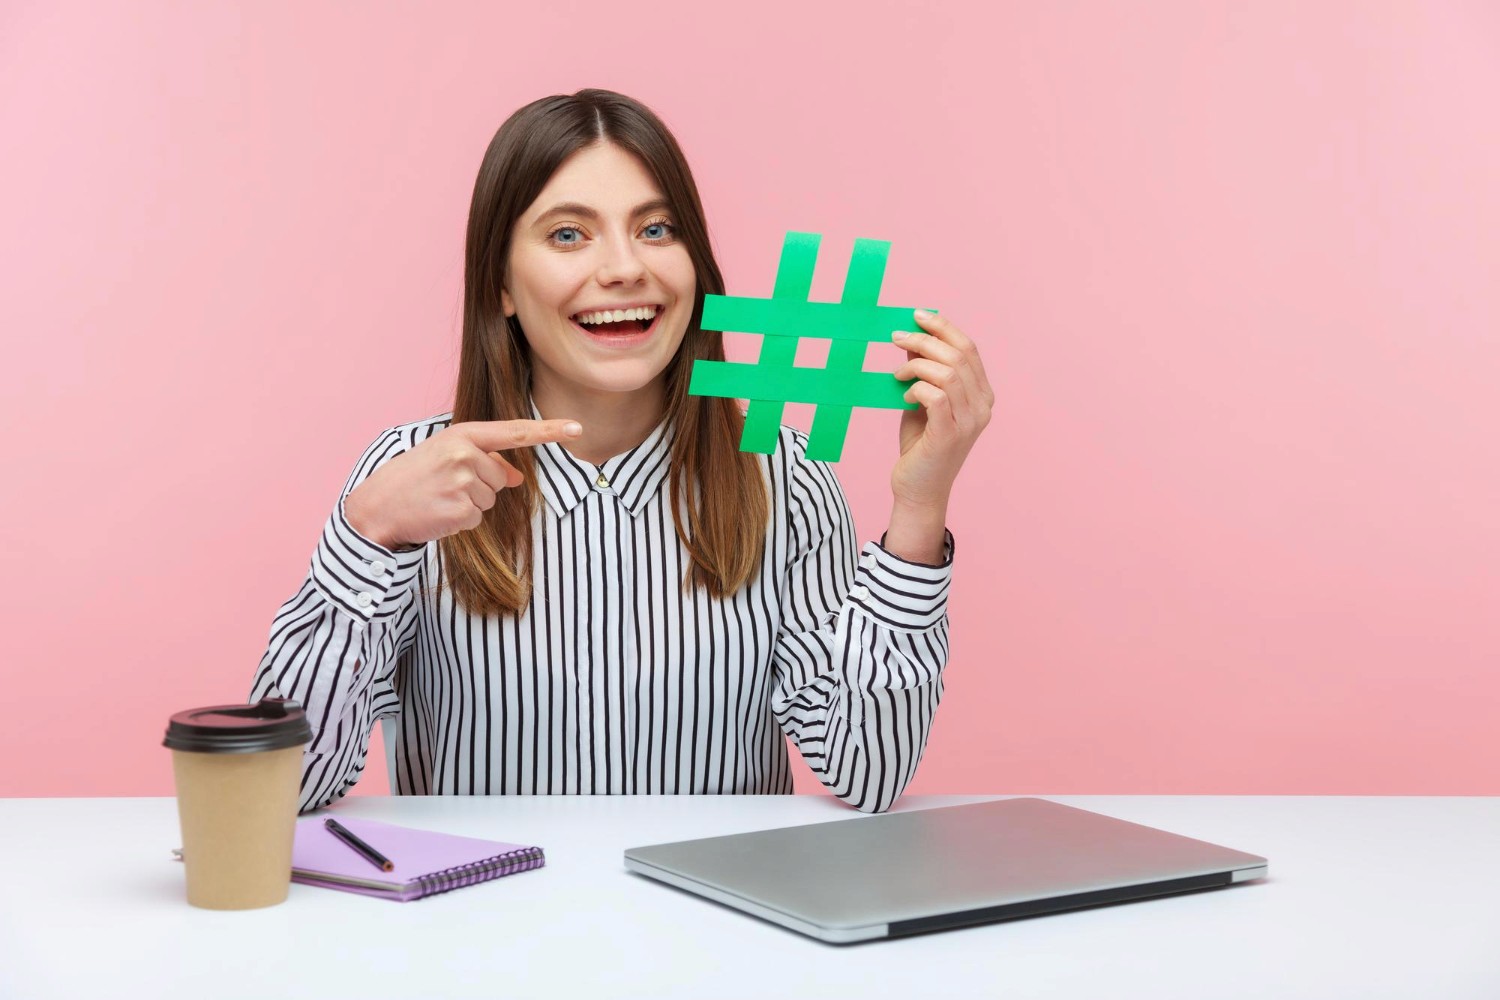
{"left": 594, "top": 232, "right": 648, "bottom": 287}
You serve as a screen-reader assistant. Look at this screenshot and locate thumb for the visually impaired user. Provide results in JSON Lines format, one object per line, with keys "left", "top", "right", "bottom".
{"left": 488, "top": 453, "right": 525, "bottom": 489}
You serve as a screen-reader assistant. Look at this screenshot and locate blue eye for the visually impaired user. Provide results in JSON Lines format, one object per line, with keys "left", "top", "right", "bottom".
{"left": 642, "top": 219, "right": 677, "bottom": 242}
{"left": 547, "top": 220, "right": 675, "bottom": 248}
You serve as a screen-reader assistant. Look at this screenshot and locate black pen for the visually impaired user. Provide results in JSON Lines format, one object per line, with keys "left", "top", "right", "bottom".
{"left": 324, "top": 817, "right": 394, "bottom": 872}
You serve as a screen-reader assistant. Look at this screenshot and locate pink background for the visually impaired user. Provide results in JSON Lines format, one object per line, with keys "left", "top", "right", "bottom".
{"left": 2, "top": 2, "right": 1496, "bottom": 799}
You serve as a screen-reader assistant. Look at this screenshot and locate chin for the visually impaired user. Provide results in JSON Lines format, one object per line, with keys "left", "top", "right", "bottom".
{"left": 576, "top": 361, "right": 674, "bottom": 397}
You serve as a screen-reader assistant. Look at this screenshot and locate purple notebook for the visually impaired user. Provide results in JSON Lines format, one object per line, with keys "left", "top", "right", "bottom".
{"left": 292, "top": 816, "right": 545, "bottom": 902}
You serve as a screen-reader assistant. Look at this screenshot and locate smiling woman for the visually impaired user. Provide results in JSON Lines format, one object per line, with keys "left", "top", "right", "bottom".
{"left": 248, "top": 89, "right": 993, "bottom": 815}
{"left": 448, "top": 95, "right": 762, "bottom": 616}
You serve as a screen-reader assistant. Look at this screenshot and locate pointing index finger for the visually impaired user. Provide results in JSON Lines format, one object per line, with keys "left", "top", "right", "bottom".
{"left": 451, "top": 418, "right": 584, "bottom": 453}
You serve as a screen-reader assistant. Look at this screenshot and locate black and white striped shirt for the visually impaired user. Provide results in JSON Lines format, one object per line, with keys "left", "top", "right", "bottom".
{"left": 250, "top": 412, "right": 954, "bottom": 814}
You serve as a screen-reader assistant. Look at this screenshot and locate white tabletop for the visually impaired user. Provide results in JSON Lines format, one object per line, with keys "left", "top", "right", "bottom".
{"left": 1, "top": 794, "right": 1495, "bottom": 999}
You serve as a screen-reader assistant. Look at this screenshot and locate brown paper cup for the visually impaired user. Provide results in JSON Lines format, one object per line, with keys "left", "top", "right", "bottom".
{"left": 163, "top": 698, "right": 312, "bottom": 910}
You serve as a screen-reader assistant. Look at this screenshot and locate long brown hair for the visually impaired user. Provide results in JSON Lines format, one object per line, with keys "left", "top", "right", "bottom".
{"left": 441, "top": 89, "right": 768, "bottom": 617}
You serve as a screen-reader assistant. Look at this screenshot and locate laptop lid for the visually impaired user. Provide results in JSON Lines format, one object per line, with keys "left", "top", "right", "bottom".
{"left": 623, "top": 797, "right": 1268, "bottom": 944}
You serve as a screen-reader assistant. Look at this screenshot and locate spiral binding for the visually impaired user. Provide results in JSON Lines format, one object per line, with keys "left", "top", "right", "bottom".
{"left": 413, "top": 846, "right": 546, "bottom": 898}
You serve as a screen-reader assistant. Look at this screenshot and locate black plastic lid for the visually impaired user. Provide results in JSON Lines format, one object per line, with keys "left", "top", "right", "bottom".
{"left": 163, "top": 698, "right": 313, "bottom": 754}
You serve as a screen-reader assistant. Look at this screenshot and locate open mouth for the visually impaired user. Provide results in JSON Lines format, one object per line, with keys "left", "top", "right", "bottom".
{"left": 569, "top": 304, "right": 663, "bottom": 338}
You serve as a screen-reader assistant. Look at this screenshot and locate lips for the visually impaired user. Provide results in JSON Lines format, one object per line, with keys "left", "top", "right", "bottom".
{"left": 568, "top": 306, "right": 663, "bottom": 347}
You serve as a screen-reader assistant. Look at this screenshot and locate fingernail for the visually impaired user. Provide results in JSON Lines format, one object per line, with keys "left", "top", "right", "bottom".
{"left": 914, "top": 309, "right": 932, "bottom": 320}
{"left": 892, "top": 330, "right": 909, "bottom": 341}
{"left": 564, "top": 421, "right": 582, "bottom": 436}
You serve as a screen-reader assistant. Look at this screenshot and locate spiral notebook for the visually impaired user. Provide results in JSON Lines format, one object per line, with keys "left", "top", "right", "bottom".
{"left": 291, "top": 816, "right": 544, "bottom": 901}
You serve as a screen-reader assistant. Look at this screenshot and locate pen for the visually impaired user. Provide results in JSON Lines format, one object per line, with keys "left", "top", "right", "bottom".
{"left": 324, "top": 817, "right": 394, "bottom": 872}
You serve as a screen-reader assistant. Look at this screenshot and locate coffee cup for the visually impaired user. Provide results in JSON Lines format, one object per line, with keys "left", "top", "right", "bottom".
{"left": 163, "top": 698, "right": 312, "bottom": 909}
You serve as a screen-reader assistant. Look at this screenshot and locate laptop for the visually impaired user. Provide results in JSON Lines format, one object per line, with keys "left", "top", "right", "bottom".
{"left": 623, "top": 797, "right": 1268, "bottom": 944}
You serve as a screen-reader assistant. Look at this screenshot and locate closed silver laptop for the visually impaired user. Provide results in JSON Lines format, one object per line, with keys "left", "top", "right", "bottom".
{"left": 623, "top": 797, "right": 1268, "bottom": 944}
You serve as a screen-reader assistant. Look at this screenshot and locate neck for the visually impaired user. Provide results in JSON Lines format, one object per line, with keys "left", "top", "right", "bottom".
{"left": 531, "top": 380, "right": 667, "bottom": 465}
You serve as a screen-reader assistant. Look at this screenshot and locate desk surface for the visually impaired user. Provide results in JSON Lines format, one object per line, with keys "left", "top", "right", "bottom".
{"left": 2, "top": 794, "right": 1495, "bottom": 999}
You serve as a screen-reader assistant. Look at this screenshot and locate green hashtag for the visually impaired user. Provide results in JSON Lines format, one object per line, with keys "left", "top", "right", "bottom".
{"left": 688, "top": 231, "right": 928, "bottom": 462}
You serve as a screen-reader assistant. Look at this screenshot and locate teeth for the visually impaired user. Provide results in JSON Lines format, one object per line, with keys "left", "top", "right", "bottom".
{"left": 573, "top": 305, "right": 660, "bottom": 326}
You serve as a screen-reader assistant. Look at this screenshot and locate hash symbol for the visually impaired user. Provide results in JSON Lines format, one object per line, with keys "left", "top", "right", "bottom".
{"left": 688, "top": 231, "right": 926, "bottom": 462}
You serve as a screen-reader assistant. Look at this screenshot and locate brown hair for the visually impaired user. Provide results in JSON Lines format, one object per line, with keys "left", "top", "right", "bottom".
{"left": 440, "top": 89, "right": 768, "bottom": 617}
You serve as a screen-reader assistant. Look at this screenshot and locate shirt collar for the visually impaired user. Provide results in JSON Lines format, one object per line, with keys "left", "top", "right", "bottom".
{"left": 529, "top": 400, "right": 675, "bottom": 519}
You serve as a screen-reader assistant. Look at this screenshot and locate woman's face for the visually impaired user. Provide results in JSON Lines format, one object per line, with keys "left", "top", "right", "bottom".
{"left": 501, "top": 141, "right": 697, "bottom": 410}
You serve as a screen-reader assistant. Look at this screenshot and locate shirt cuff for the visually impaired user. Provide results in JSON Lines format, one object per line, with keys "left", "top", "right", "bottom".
{"left": 845, "top": 529, "right": 955, "bottom": 631}
{"left": 308, "top": 497, "right": 427, "bottom": 624}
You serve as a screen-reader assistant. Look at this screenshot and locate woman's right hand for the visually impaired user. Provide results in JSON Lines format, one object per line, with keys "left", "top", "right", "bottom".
{"left": 342, "top": 419, "right": 583, "bottom": 551}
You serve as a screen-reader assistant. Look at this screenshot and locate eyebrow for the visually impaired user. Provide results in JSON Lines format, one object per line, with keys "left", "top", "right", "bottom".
{"left": 531, "top": 198, "right": 673, "bottom": 226}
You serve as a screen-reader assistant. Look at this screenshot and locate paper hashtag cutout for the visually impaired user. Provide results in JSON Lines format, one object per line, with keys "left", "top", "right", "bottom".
{"left": 687, "top": 232, "right": 928, "bottom": 462}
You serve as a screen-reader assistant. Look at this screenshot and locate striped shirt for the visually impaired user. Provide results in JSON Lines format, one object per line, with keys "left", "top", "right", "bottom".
{"left": 250, "top": 411, "right": 954, "bottom": 814}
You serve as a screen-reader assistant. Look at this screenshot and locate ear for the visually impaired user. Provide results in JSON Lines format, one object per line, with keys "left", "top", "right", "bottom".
{"left": 501, "top": 287, "right": 516, "bottom": 317}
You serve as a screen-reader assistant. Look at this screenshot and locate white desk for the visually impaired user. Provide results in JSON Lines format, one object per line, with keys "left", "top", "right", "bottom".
{"left": 1, "top": 795, "right": 1495, "bottom": 999}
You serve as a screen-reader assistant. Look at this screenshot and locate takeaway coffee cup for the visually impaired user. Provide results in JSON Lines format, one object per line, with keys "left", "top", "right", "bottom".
{"left": 163, "top": 698, "right": 312, "bottom": 909}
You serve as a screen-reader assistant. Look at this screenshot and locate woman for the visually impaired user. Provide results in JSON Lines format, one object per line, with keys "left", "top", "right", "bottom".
{"left": 250, "top": 89, "right": 993, "bottom": 814}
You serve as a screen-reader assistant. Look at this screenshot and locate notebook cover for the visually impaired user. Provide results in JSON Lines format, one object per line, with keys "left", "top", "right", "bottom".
{"left": 294, "top": 816, "right": 544, "bottom": 902}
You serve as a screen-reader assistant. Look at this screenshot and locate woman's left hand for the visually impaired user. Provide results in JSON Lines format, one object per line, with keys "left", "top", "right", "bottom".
{"left": 889, "top": 309, "right": 994, "bottom": 508}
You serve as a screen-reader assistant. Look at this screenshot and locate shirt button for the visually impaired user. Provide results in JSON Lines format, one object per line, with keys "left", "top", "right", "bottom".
{"left": 595, "top": 473, "right": 610, "bottom": 489}
{"left": 356, "top": 592, "right": 373, "bottom": 608}
{"left": 860, "top": 553, "right": 877, "bottom": 570}
{"left": 849, "top": 585, "right": 870, "bottom": 602}
{"left": 370, "top": 560, "right": 387, "bottom": 576}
